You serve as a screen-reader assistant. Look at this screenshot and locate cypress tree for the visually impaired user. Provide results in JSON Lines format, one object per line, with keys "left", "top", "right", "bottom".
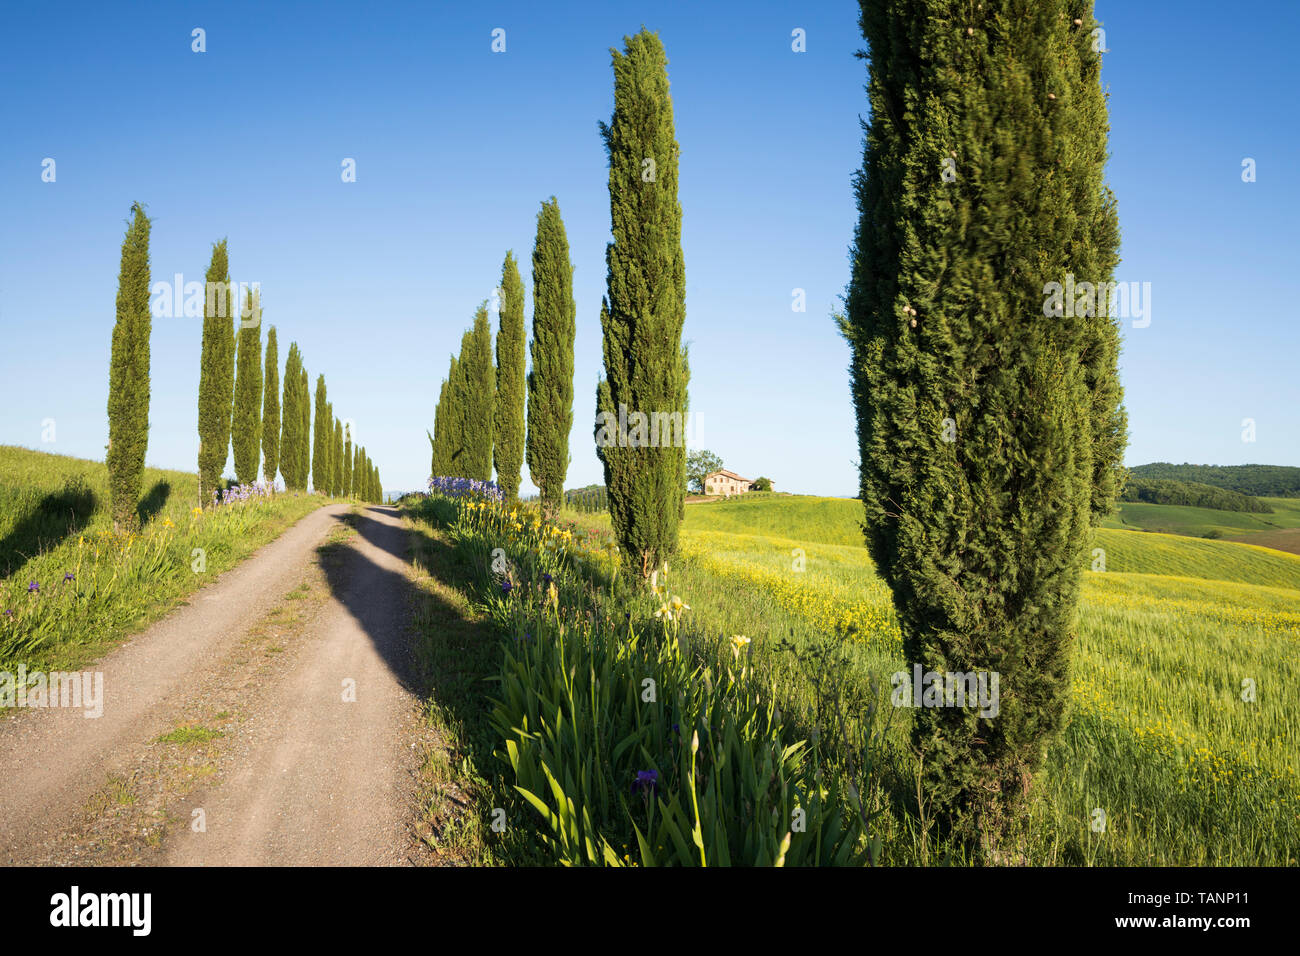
{"left": 262, "top": 326, "right": 280, "bottom": 488}
{"left": 840, "top": 0, "right": 1126, "bottom": 849}
{"left": 197, "top": 239, "right": 235, "bottom": 504}
{"left": 594, "top": 31, "right": 689, "bottom": 578}
{"left": 280, "top": 343, "right": 304, "bottom": 489}
{"left": 299, "top": 366, "right": 311, "bottom": 487}
{"left": 463, "top": 304, "right": 495, "bottom": 481}
{"left": 526, "top": 198, "right": 576, "bottom": 519}
{"left": 354, "top": 444, "right": 363, "bottom": 497}
{"left": 332, "top": 417, "right": 344, "bottom": 497}
{"left": 494, "top": 251, "right": 527, "bottom": 501}
{"left": 231, "top": 288, "right": 263, "bottom": 486}
{"left": 106, "top": 202, "right": 152, "bottom": 530}
{"left": 312, "top": 376, "right": 329, "bottom": 494}
{"left": 449, "top": 345, "right": 471, "bottom": 477}
{"left": 343, "top": 425, "right": 353, "bottom": 497}
{"left": 430, "top": 353, "right": 458, "bottom": 477}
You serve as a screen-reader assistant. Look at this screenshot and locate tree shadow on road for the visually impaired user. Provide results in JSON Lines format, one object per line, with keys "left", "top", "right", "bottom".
{"left": 315, "top": 505, "right": 507, "bottom": 863}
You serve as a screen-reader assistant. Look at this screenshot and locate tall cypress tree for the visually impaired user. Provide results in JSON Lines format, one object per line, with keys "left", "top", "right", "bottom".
{"left": 430, "top": 353, "right": 458, "bottom": 477}
{"left": 197, "top": 239, "right": 235, "bottom": 504}
{"left": 231, "top": 288, "right": 263, "bottom": 486}
{"left": 106, "top": 202, "right": 152, "bottom": 530}
{"left": 331, "top": 417, "right": 344, "bottom": 497}
{"left": 280, "top": 343, "right": 304, "bottom": 489}
{"left": 494, "top": 251, "right": 527, "bottom": 501}
{"left": 841, "top": 0, "right": 1125, "bottom": 849}
{"left": 595, "top": 31, "right": 689, "bottom": 577}
{"left": 343, "top": 425, "right": 353, "bottom": 497}
{"left": 261, "top": 326, "right": 280, "bottom": 488}
{"left": 312, "top": 375, "right": 329, "bottom": 494}
{"left": 462, "top": 303, "right": 495, "bottom": 481}
{"left": 299, "top": 366, "right": 311, "bottom": 487}
{"left": 526, "top": 198, "right": 576, "bottom": 519}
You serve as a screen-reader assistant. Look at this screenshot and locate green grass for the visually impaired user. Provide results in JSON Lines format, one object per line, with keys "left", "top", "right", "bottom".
{"left": 0, "top": 445, "right": 324, "bottom": 674}
{"left": 155, "top": 724, "right": 225, "bottom": 745}
{"left": 655, "top": 493, "right": 1300, "bottom": 864}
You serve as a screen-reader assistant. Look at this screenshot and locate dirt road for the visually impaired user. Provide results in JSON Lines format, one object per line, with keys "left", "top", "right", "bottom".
{"left": 0, "top": 504, "right": 430, "bottom": 866}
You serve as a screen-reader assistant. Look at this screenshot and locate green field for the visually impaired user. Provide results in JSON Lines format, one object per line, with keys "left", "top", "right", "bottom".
{"left": 0, "top": 445, "right": 322, "bottom": 673}
{"left": 568, "top": 491, "right": 1300, "bottom": 864}
{"left": 1100, "top": 497, "right": 1300, "bottom": 555}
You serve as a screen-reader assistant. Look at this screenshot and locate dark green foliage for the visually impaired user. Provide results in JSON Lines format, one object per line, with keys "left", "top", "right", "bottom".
{"left": 1129, "top": 463, "right": 1300, "bottom": 498}
{"left": 343, "top": 426, "right": 353, "bottom": 497}
{"left": 197, "top": 239, "right": 235, "bottom": 503}
{"left": 338, "top": 416, "right": 348, "bottom": 496}
{"left": 494, "top": 251, "right": 527, "bottom": 501}
{"left": 298, "top": 367, "right": 311, "bottom": 486}
{"left": 451, "top": 333, "right": 474, "bottom": 477}
{"left": 1120, "top": 478, "right": 1273, "bottom": 514}
{"left": 231, "top": 289, "right": 263, "bottom": 486}
{"left": 594, "top": 31, "right": 689, "bottom": 578}
{"left": 261, "top": 326, "right": 280, "bottom": 487}
{"left": 106, "top": 202, "right": 152, "bottom": 529}
{"left": 463, "top": 304, "right": 495, "bottom": 482}
{"left": 752, "top": 476, "right": 773, "bottom": 492}
{"left": 430, "top": 354, "right": 460, "bottom": 477}
{"left": 526, "top": 198, "right": 576, "bottom": 519}
{"left": 686, "top": 449, "right": 723, "bottom": 493}
{"left": 840, "top": 0, "right": 1125, "bottom": 847}
{"left": 354, "top": 445, "right": 363, "bottom": 499}
{"left": 312, "top": 376, "right": 329, "bottom": 494}
{"left": 279, "top": 343, "right": 306, "bottom": 489}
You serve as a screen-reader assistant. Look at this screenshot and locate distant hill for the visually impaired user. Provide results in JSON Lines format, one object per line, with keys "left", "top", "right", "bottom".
{"left": 1120, "top": 477, "right": 1272, "bottom": 513}
{"left": 1129, "top": 463, "right": 1300, "bottom": 498}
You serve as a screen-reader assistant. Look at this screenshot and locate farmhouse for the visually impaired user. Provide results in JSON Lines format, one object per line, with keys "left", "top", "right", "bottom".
{"left": 703, "top": 469, "right": 768, "bottom": 496}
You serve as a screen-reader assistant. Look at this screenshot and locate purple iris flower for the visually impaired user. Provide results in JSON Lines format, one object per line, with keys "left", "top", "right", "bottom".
{"left": 542, "top": 572, "right": 553, "bottom": 586}
{"left": 4, "top": 609, "right": 13, "bottom": 619}
{"left": 631, "top": 769, "right": 658, "bottom": 796}
{"left": 64, "top": 572, "right": 75, "bottom": 582}
{"left": 27, "top": 580, "right": 39, "bottom": 593}
{"left": 501, "top": 579, "right": 513, "bottom": 595}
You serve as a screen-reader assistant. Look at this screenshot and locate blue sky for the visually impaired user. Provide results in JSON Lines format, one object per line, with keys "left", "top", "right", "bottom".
{"left": 2, "top": 0, "right": 1296, "bottom": 497}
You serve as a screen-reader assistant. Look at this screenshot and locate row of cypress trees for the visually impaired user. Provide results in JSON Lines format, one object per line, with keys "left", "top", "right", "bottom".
{"left": 429, "top": 198, "right": 576, "bottom": 520}
{"left": 427, "top": 28, "right": 687, "bottom": 561}
{"left": 105, "top": 216, "right": 384, "bottom": 524}
{"left": 421, "top": 15, "right": 1128, "bottom": 857}
{"left": 193, "top": 239, "right": 384, "bottom": 504}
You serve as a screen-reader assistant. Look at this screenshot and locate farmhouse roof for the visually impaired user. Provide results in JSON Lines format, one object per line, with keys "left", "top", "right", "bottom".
{"left": 706, "top": 469, "right": 751, "bottom": 482}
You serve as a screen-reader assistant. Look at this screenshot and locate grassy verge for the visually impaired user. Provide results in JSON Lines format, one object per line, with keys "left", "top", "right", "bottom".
{"left": 403, "top": 493, "right": 868, "bottom": 866}
{"left": 402, "top": 504, "right": 513, "bottom": 865}
{"left": 0, "top": 445, "right": 324, "bottom": 674}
